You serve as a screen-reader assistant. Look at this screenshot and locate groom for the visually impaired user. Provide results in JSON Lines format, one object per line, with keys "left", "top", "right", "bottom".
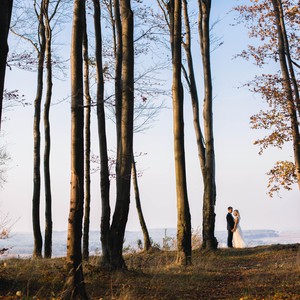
{"left": 226, "top": 206, "right": 235, "bottom": 248}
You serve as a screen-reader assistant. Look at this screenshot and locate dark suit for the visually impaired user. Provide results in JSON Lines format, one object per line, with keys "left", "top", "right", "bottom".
{"left": 226, "top": 212, "right": 235, "bottom": 248}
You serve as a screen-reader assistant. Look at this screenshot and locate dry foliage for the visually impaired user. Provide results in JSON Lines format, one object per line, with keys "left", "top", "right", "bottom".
{"left": 0, "top": 244, "right": 300, "bottom": 299}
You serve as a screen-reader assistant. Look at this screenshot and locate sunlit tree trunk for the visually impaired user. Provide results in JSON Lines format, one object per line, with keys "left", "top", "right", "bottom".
{"left": 132, "top": 158, "right": 151, "bottom": 251}
{"left": 0, "top": 0, "right": 13, "bottom": 131}
{"left": 43, "top": 0, "right": 53, "bottom": 259}
{"left": 109, "top": 0, "right": 134, "bottom": 270}
{"left": 114, "top": 0, "right": 123, "bottom": 200}
{"left": 32, "top": 0, "right": 46, "bottom": 259}
{"left": 198, "top": 0, "right": 217, "bottom": 250}
{"left": 275, "top": 0, "right": 300, "bottom": 119}
{"left": 82, "top": 7, "right": 91, "bottom": 262}
{"left": 63, "top": 0, "right": 88, "bottom": 298}
{"left": 271, "top": 0, "right": 300, "bottom": 189}
{"left": 93, "top": 0, "right": 111, "bottom": 268}
{"left": 168, "top": 0, "right": 192, "bottom": 265}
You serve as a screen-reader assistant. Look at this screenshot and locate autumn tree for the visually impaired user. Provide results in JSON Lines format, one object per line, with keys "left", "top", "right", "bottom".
{"left": 235, "top": 0, "right": 300, "bottom": 197}
{"left": 0, "top": 0, "right": 13, "bottom": 131}
{"left": 63, "top": 0, "right": 88, "bottom": 297}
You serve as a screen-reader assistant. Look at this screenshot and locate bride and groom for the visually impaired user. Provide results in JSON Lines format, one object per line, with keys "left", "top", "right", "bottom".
{"left": 226, "top": 206, "right": 247, "bottom": 248}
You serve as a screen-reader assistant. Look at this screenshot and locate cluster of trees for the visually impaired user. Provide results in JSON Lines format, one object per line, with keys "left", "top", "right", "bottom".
{"left": 0, "top": 0, "right": 299, "bottom": 298}
{"left": 235, "top": 0, "right": 300, "bottom": 197}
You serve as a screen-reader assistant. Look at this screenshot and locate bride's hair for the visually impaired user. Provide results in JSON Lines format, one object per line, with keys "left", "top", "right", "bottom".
{"left": 234, "top": 209, "right": 240, "bottom": 218}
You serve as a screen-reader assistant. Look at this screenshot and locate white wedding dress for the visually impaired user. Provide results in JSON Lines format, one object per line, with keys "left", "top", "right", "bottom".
{"left": 233, "top": 217, "right": 247, "bottom": 248}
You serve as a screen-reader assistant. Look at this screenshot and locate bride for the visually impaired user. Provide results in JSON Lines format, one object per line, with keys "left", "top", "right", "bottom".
{"left": 232, "top": 209, "right": 247, "bottom": 248}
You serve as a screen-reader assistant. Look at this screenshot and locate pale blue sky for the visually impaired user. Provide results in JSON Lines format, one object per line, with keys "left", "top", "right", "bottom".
{"left": 1, "top": 0, "right": 300, "bottom": 236}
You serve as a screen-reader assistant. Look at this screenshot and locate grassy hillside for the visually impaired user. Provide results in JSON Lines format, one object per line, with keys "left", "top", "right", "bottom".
{"left": 0, "top": 243, "right": 300, "bottom": 299}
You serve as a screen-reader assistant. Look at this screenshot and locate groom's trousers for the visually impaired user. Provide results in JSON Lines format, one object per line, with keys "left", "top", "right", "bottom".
{"left": 227, "top": 229, "right": 233, "bottom": 248}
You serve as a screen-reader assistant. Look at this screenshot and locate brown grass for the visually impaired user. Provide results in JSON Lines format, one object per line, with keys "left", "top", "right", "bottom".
{"left": 0, "top": 244, "right": 300, "bottom": 299}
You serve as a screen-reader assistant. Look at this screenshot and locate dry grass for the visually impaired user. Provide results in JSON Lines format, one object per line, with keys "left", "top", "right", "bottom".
{"left": 0, "top": 244, "right": 300, "bottom": 299}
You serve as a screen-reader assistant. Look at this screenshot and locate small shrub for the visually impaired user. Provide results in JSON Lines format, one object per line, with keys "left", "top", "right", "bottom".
{"left": 191, "top": 227, "right": 202, "bottom": 249}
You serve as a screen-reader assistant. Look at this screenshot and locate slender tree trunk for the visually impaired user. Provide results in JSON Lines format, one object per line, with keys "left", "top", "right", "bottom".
{"left": 43, "top": 0, "right": 53, "bottom": 259}
{"left": 182, "top": 0, "right": 206, "bottom": 178}
{"left": 168, "top": 0, "right": 192, "bottom": 265}
{"left": 32, "top": 1, "right": 46, "bottom": 259}
{"left": 0, "top": 0, "right": 13, "bottom": 131}
{"left": 82, "top": 6, "right": 91, "bottom": 262}
{"left": 198, "top": 0, "right": 217, "bottom": 250}
{"left": 93, "top": 0, "right": 111, "bottom": 267}
{"left": 109, "top": 0, "right": 134, "bottom": 270}
{"left": 132, "top": 158, "right": 151, "bottom": 251}
{"left": 114, "top": 0, "right": 123, "bottom": 192}
{"left": 63, "top": 0, "right": 87, "bottom": 298}
{"left": 271, "top": 0, "right": 300, "bottom": 189}
{"left": 276, "top": 0, "right": 300, "bottom": 119}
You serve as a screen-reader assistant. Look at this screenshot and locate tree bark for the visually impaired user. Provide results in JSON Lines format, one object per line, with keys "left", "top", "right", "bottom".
{"left": 182, "top": 0, "right": 206, "bottom": 179}
{"left": 275, "top": 0, "right": 300, "bottom": 119}
{"left": 198, "top": 0, "right": 217, "bottom": 250}
{"left": 93, "top": 0, "right": 111, "bottom": 268}
{"left": 82, "top": 8, "right": 91, "bottom": 262}
{"left": 63, "top": 0, "right": 87, "bottom": 298}
{"left": 0, "top": 0, "right": 13, "bottom": 131}
{"left": 168, "top": 0, "right": 192, "bottom": 265}
{"left": 132, "top": 158, "right": 151, "bottom": 251}
{"left": 271, "top": 0, "right": 300, "bottom": 190}
{"left": 43, "top": 0, "right": 53, "bottom": 259}
{"left": 109, "top": 0, "right": 134, "bottom": 270}
{"left": 32, "top": 1, "right": 46, "bottom": 259}
{"left": 114, "top": 0, "right": 123, "bottom": 196}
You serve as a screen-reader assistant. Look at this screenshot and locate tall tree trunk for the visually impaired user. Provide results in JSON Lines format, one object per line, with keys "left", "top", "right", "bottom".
{"left": 93, "top": 0, "right": 111, "bottom": 268}
{"left": 109, "top": 0, "right": 134, "bottom": 270}
{"left": 182, "top": 0, "right": 206, "bottom": 179}
{"left": 276, "top": 0, "right": 300, "bottom": 119}
{"left": 32, "top": 1, "right": 46, "bottom": 259}
{"left": 271, "top": 0, "right": 300, "bottom": 189}
{"left": 43, "top": 0, "right": 53, "bottom": 259}
{"left": 0, "top": 0, "right": 13, "bottom": 131}
{"left": 63, "top": 0, "right": 87, "bottom": 298}
{"left": 132, "top": 158, "right": 151, "bottom": 251}
{"left": 82, "top": 6, "right": 91, "bottom": 262}
{"left": 168, "top": 0, "right": 192, "bottom": 265}
{"left": 114, "top": 0, "right": 123, "bottom": 194}
{"left": 198, "top": 0, "right": 217, "bottom": 250}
